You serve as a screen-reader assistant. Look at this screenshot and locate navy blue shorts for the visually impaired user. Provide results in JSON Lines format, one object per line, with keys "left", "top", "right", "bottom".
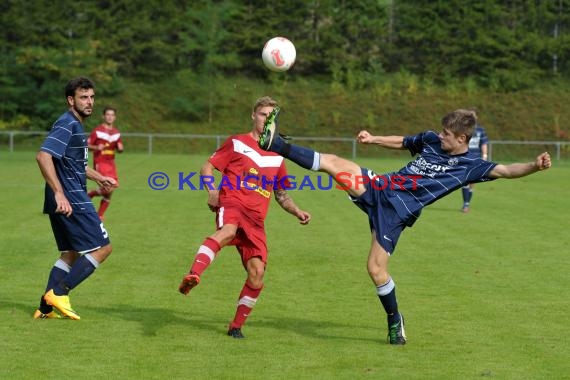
{"left": 48, "top": 212, "right": 111, "bottom": 253}
{"left": 349, "top": 168, "right": 406, "bottom": 255}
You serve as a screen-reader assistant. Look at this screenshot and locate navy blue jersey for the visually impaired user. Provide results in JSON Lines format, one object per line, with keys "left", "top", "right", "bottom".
{"left": 468, "top": 125, "right": 488, "bottom": 156}
{"left": 40, "top": 111, "right": 96, "bottom": 214}
{"left": 379, "top": 131, "right": 497, "bottom": 226}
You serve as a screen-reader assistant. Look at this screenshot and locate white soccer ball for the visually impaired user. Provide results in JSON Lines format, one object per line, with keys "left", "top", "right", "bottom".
{"left": 261, "top": 37, "right": 296, "bottom": 72}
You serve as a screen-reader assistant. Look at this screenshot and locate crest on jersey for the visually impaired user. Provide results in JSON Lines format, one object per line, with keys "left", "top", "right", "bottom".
{"left": 448, "top": 157, "right": 459, "bottom": 166}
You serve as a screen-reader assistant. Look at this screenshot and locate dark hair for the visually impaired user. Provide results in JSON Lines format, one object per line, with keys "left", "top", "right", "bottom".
{"left": 103, "top": 106, "right": 117, "bottom": 115}
{"left": 65, "top": 77, "right": 95, "bottom": 98}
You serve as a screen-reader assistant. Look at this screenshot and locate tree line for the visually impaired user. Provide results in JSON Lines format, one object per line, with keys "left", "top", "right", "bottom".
{"left": 1, "top": 0, "right": 568, "bottom": 129}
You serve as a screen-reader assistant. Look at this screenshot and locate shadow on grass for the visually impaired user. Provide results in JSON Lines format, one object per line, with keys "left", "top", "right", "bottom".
{"left": 1, "top": 298, "right": 226, "bottom": 336}
{"left": 89, "top": 303, "right": 381, "bottom": 343}
{"left": 251, "top": 316, "right": 382, "bottom": 343}
{"left": 2, "top": 299, "right": 36, "bottom": 317}
{"left": 84, "top": 303, "right": 227, "bottom": 337}
{"left": 2, "top": 299, "right": 381, "bottom": 343}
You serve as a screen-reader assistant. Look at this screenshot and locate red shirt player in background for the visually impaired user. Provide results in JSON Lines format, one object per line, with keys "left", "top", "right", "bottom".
{"left": 88, "top": 106, "right": 124, "bottom": 220}
{"left": 178, "top": 96, "right": 311, "bottom": 339}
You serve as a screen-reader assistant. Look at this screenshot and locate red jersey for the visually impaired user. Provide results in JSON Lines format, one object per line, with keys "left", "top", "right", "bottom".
{"left": 88, "top": 124, "right": 122, "bottom": 163}
{"left": 209, "top": 133, "right": 290, "bottom": 220}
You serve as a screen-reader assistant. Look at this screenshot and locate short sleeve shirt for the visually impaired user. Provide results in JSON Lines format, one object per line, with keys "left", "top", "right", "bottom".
{"left": 208, "top": 133, "right": 290, "bottom": 220}
{"left": 468, "top": 125, "right": 488, "bottom": 156}
{"left": 40, "top": 111, "right": 95, "bottom": 214}
{"left": 88, "top": 124, "right": 122, "bottom": 163}
{"left": 380, "top": 131, "right": 497, "bottom": 225}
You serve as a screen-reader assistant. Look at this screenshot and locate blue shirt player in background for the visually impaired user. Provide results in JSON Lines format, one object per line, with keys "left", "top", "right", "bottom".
{"left": 34, "top": 77, "right": 117, "bottom": 320}
{"left": 258, "top": 107, "right": 551, "bottom": 345}
{"left": 461, "top": 107, "right": 489, "bottom": 213}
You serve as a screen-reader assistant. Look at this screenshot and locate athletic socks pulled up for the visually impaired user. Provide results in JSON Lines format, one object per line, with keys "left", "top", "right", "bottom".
{"left": 52, "top": 254, "right": 99, "bottom": 296}
{"left": 271, "top": 137, "right": 321, "bottom": 171}
{"left": 376, "top": 277, "right": 400, "bottom": 325}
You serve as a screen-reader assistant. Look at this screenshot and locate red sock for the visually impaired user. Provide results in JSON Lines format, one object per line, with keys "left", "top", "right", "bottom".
{"left": 190, "top": 237, "right": 221, "bottom": 276}
{"left": 98, "top": 198, "right": 110, "bottom": 217}
{"left": 229, "top": 280, "right": 263, "bottom": 329}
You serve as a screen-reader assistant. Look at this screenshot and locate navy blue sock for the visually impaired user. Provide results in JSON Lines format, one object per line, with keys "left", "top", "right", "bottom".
{"left": 276, "top": 141, "right": 319, "bottom": 171}
{"left": 376, "top": 278, "right": 400, "bottom": 325}
{"left": 40, "top": 260, "right": 70, "bottom": 312}
{"left": 288, "top": 144, "right": 320, "bottom": 171}
{"left": 462, "top": 186, "right": 470, "bottom": 205}
{"left": 55, "top": 254, "right": 99, "bottom": 295}
{"left": 267, "top": 133, "right": 320, "bottom": 171}
{"left": 39, "top": 295, "right": 52, "bottom": 313}
{"left": 45, "top": 265, "right": 69, "bottom": 293}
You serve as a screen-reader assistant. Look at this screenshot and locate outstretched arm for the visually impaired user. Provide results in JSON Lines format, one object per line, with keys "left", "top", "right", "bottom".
{"left": 489, "top": 152, "right": 551, "bottom": 179}
{"left": 356, "top": 130, "right": 405, "bottom": 150}
{"left": 274, "top": 189, "right": 311, "bottom": 225}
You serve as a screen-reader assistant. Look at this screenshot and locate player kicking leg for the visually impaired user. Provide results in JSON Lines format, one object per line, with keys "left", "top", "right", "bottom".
{"left": 258, "top": 108, "right": 407, "bottom": 344}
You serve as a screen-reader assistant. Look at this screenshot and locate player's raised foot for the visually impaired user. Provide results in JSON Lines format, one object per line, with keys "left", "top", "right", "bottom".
{"left": 387, "top": 314, "right": 406, "bottom": 345}
{"left": 227, "top": 327, "right": 245, "bottom": 339}
{"left": 258, "top": 107, "right": 286, "bottom": 151}
{"left": 178, "top": 273, "right": 200, "bottom": 295}
{"left": 44, "top": 289, "right": 81, "bottom": 320}
{"left": 33, "top": 309, "right": 62, "bottom": 319}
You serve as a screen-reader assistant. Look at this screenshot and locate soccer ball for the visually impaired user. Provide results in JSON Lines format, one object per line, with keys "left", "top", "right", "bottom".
{"left": 261, "top": 37, "right": 296, "bottom": 72}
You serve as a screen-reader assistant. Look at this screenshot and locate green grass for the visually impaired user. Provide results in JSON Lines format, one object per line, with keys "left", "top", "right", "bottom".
{"left": 1, "top": 151, "right": 568, "bottom": 379}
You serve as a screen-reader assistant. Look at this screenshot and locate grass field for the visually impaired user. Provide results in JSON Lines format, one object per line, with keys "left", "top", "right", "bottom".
{"left": 1, "top": 151, "right": 568, "bottom": 379}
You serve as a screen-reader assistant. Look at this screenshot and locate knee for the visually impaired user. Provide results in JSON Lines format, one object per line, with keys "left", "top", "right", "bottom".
{"left": 367, "top": 262, "right": 389, "bottom": 284}
{"left": 247, "top": 264, "right": 265, "bottom": 288}
{"left": 92, "top": 244, "right": 112, "bottom": 263}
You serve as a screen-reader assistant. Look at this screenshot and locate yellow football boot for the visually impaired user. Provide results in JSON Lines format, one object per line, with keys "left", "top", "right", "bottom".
{"left": 44, "top": 289, "right": 81, "bottom": 320}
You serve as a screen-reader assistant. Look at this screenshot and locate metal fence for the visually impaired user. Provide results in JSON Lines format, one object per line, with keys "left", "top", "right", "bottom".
{"left": 1, "top": 130, "right": 569, "bottom": 161}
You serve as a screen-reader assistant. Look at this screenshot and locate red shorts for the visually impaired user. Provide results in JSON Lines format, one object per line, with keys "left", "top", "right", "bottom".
{"left": 95, "top": 161, "right": 119, "bottom": 184}
{"left": 216, "top": 205, "right": 267, "bottom": 267}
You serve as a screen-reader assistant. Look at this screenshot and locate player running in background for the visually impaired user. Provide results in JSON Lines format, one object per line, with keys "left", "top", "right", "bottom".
{"left": 258, "top": 107, "right": 551, "bottom": 345}
{"left": 461, "top": 107, "right": 489, "bottom": 212}
{"left": 34, "top": 77, "right": 116, "bottom": 320}
{"left": 178, "top": 96, "right": 311, "bottom": 339}
{"left": 88, "top": 106, "right": 124, "bottom": 220}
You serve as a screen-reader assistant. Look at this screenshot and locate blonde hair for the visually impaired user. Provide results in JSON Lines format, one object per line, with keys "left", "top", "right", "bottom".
{"left": 253, "top": 96, "right": 278, "bottom": 112}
